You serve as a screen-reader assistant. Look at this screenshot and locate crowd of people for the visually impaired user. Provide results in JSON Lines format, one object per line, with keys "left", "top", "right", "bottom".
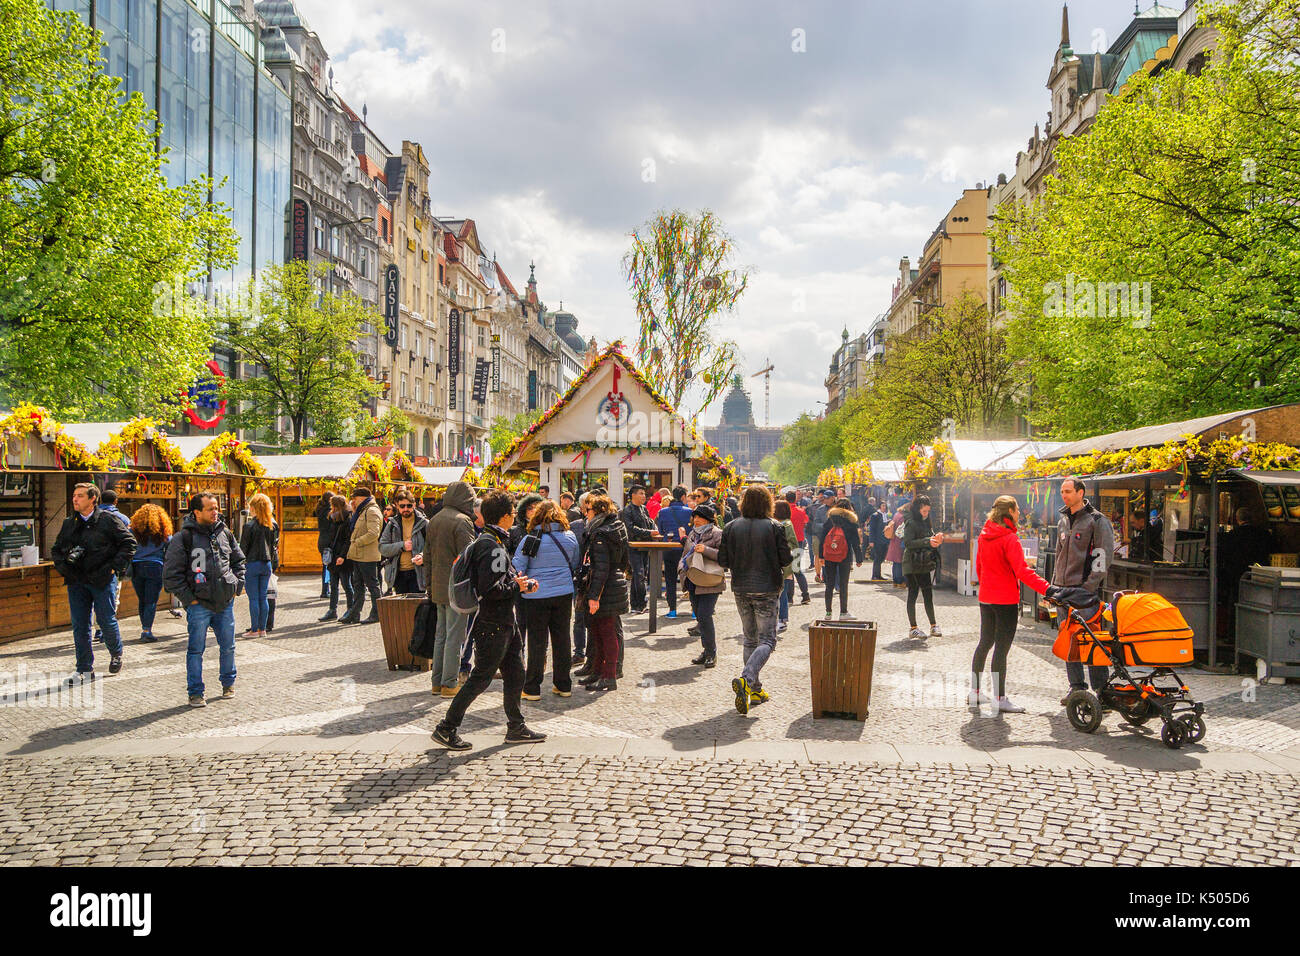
{"left": 45, "top": 472, "right": 1134, "bottom": 741}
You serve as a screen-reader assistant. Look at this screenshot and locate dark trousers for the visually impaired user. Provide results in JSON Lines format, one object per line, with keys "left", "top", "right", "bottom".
{"left": 792, "top": 557, "right": 809, "bottom": 601}
{"left": 663, "top": 548, "right": 682, "bottom": 612}
{"left": 588, "top": 613, "right": 620, "bottom": 679}
{"left": 572, "top": 602, "right": 586, "bottom": 658}
{"left": 443, "top": 616, "right": 525, "bottom": 733}
{"left": 349, "top": 561, "right": 381, "bottom": 617}
{"left": 687, "top": 581, "right": 719, "bottom": 655}
{"left": 523, "top": 594, "right": 573, "bottom": 694}
{"left": 393, "top": 568, "right": 419, "bottom": 595}
{"left": 130, "top": 562, "right": 164, "bottom": 633}
{"left": 906, "top": 572, "right": 936, "bottom": 627}
{"left": 629, "top": 550, "right": 648, "bottom": 611}
{"left": 870, "top": 542, "right": 885, "bottom": 579}
{"left": 329, "top": 560, "right": 354, "bottom": 613}
{"left": 824, "top": 559, "right": 851, "bottom": 614}
{"left": 973, "top": 603, "right": 1018, "bottom": 697}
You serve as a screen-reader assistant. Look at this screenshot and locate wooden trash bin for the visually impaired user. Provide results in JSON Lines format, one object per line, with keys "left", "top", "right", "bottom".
{"left": 377, "top": 594, "right": 431, "bottom": 672}
{"left": 809, "top": 619, "right": 877, "bottom": 720}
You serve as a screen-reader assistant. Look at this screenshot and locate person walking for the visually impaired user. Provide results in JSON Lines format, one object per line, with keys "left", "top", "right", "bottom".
{"left": 379, "top": 488, "right": 428, "bottom": 596}
{"left": 52, "top": 483, "right": 135, "bottom": 682}
{"left": 576, "top": 494, "right": 630, "bottom": 692}
{"left": 774, "top": 500, "right": 800, "bottom": 631}
{"left": 620, "top": 484, "right": 659, "bottom": 613}
{"left": 784, "top": 491, "right": 812, "bottom": 604}
{"left": 320, "top": 495, "right": 355, "bottom": 621}
{"left": 340, "top": 486, "right": 383, "bottom": 625}
{"left": 886, "top": 505, "right": 907, "bottom": 587}
{"left": 239, "top": 493, "right": 279, "bottom": 640}
{"left": 90, "top": 488, "right": 132, "bottom": 645}
{"left": 807, "top": 488, "right": 835, "bottom": 584}
{"left": 425, "top": 481, "right": 478, "bottom": 697}
{"left": 902, "top": 495, "right": 943, "bottom": 639}
{"left": 314, "top": 491, "right": 332, "bottom": 599}
{"left": 432, "top": 492, "right": 547, "bottom": 751}
{"left": 970, "top": 495, "right": 1050, "bottom": 713}
{"left": 163, "top": 493, "right": 245, "bottom": 707}
{"left": 654, "top": 485, "right": 693, "bottom": 619}
{"left": 718, "top": 485, "right": 791, "bottom": 715}
{"left": 1053, "top": 477, "right": 1115, "bottom": 704}
{"left": 680, "top": 503, "right": 724, "bottom": 666}
{"left": 514, "top": 500, "right": 579, "bottom": 699}
{"left": 819, "top": 497, "right": 865, "bottom": 619}
{"left": 128, "top": 503, "right": 172, "bottom": 643}
{"left": 866, "top": 496, "right": 889, "bottom": 581}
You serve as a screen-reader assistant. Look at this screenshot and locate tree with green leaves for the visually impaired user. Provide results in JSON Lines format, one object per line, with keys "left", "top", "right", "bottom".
{"left": 990, "top": 0, "right": 1300, "bottom": 438}
{"left": 762, "top": 407, "right": 850, "bottom": 487}
{"left": 306, "top": 406, "right": 410, "bottom": 449}
{"left": 0, "top": 0, "right": 237, "bottom": 419}
{"left": 623, "top": 209, "right": 750, "bottom": 420}
{"left": 221, "top": 262, "right": 381, "bottom": 449}
{"left": 489, "top": 410, "right": 542, "bottom": 464}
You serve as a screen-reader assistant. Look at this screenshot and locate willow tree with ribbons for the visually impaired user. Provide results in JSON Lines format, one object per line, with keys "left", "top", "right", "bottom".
{"left": 623, "top": 210, "right": 750, "bottom": 421}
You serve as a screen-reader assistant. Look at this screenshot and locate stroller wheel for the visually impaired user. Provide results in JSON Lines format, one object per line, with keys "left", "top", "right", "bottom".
{"left": 1065, "top": 690, "right": 1102, "bottom": 733}
{"left": 1179, "top": 714, "right": 1206, "bottom": 744}
{"left": 1121, "top": 700, "right": 1153, "bottom": 726}
{"left": 1160, "top": 720, "right": 1187, "bottom": 750}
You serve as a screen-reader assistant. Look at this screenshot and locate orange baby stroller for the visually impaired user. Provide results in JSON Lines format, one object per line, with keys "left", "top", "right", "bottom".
{"left": 1050, "top": 589, "right": 1206, "bottom": 749}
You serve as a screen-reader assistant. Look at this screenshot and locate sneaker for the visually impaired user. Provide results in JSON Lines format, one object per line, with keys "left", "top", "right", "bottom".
{"left": 168, "top": 608, "right": 182, "bottom": 618}
{"left": 188, "top": 695, "right": 206, "bottom": 708}
{"left": 930, "top": 625, "right": 942, "bottom": 638}
{"left": 749, "top": 688, "right": 771, "bottom": 706}
{"left": 967, "top": 690, "right": 992, "bottom": 707}
{"left": 732, "top": 677, "right": 752, "bottom": 715}
{"left": 997, "top": 697, "right": 1025, "bottom": 713}
{"left": 222, "top": 685, "right": 235, "bottom": 699}
{"left": 799, "top": 595, "right": 811, "bottom": 605}
{"left": 109, "top": 655, "right": 122, "bottom": 675}
{"left": 440, "top": 684, "right": 460, "bottom": 698}
{"left": 908, "top": 627, "right": 926, "bottom": 640}
{"left": 66, "top": 672, "right": 94, "bottom": 686}
{"left": 432, "top": 725, "right": 471, "bottom": 751}
{"left": 777, "top": 621, "right": 788, "bottom": 633}
{"left": 665, "top": 610, "right": 678, "bottom": 619}
{"left": 572, "top": 656, "right": 586, "bottom": 668}
{"left": 139, "top": 633, "right": 157, "bottom": 643}
{"left": 318, "top": 610, "right": 337, "bottom": 622}
{"left": 687, "top": 626, "right": 701, "bottom": 637}
{"left": 551, "top": 687, "right": 572, "bottom": 698}
{"left": 520, "top": 691, "right": 542, "bottom": 701}
{"left": 504, "top": 726, "right": 547, "bottom": 743}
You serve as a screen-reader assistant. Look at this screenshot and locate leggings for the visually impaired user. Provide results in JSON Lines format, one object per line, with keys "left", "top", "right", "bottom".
{"left": 824, "top": 559, "right": 851, "bottom": 614}
{"left": 973, "top": 603, "right": 1018, "bottom": 697}
{"left": 905, "top": 572, "right": 935, "bottom": 627}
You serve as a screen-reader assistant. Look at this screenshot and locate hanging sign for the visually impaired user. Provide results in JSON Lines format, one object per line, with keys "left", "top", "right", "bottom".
{"left": 448, "top": 308, "right": 461, "bottom": 376}
{"left": 383, "top": 264, "right": 400, "bottom": 347}
{"left": 491, "top": 345, "right": 501, "bottom": 393}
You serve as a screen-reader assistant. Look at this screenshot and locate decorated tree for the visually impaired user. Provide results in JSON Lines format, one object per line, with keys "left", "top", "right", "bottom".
{"left": 623, "top": 209, "right": 750, "bottom": 419}
{"left": 221, "top": 262, "right": 382, "bottom": 449}
{"left": 0, "top": 0, "right": 237, "bottom": 419}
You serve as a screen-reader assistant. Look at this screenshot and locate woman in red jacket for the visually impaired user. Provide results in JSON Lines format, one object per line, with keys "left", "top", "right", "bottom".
{"left": 971, "top": 495, "right": 1049, "bottom": 713}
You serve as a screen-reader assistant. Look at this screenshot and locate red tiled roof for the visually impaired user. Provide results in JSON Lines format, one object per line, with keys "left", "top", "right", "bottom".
{"left": 358, "top": 154, "right": 387, "bottom": 185}
{"left": 443, "top": 232, "right": 458, "bottom": 261}
{"left": 495, "top": 262, "right": 518, "bottom": 296}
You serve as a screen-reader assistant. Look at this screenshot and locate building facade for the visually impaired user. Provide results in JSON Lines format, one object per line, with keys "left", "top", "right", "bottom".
{"left": 889, "top": 187, "right": 991, "bottom": 339}
{"left": 438, "top": 219, "right": 491, "bottom": 464}
{"left": 824, "top": 316, "right": 886, "bottom": 414}
{"left": 703, "top": 377, "right": 784, "bottom": 477}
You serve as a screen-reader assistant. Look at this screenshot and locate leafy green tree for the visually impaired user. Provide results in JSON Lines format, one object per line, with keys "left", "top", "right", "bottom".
{"left": 991, "top": 0, "right": 1300, "bottom": 437}
{"left": 0, "top": 0, "right": 237, "bottom": 418}
{"left": 623, "top": 209, "right": 750, "bottom": 419}
{"left": 306, "top": 406, "right": 409, "bottom": 449}
{"left": 221, "top": 262, "right": 381, "bottom": 449}
{"left": 763, "top": 408, "right": 849, "bottom": 487}
{"left": 489, "top": 410, "right": 542, "bottom": 463}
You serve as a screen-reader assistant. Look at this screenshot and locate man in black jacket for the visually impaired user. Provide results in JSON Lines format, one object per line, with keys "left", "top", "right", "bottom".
{"left": 718, "top": 485, "right": 792, "bottom": 715}
{"left": 619, "top": 484, "right": 659, "bottom": 613}
{"left": 433, "top": 491, "right": 547, "bottom": 751}
{"left": 163, "top": 493, "right": 246, "bottom": 707}
{"left": 52, "top": 482, "right": 136, "bottom": 682}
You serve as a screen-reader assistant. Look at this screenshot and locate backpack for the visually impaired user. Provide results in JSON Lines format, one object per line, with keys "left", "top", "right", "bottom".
{"left": 447, "top": 540, "right": 482, "bottom": 614}
{"left": 824, "top": 523, "right": 850, "bottom": 563}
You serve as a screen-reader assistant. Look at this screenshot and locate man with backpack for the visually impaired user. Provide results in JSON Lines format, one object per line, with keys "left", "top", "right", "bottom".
{"left": 425, "top": 481, "right": 478, "bottom": 697}
{"left": 432, "top": 491, "right": 547, "bottom": 751}
{"left": 163, "top": 493, "right": 246, "bottom": 707}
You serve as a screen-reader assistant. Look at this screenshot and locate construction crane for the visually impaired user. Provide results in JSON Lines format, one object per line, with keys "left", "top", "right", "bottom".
{"left": 751, "top": 359, "right": 775, "bottom": 426}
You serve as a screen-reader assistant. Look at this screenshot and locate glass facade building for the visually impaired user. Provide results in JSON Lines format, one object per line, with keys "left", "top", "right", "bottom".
{"left": 50, "top": 0, "right": 291, "bottom": 289}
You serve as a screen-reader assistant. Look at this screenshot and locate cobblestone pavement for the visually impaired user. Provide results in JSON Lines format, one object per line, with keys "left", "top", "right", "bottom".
{"left": 2, "top": 571, "right": 1298, "bottom": 864}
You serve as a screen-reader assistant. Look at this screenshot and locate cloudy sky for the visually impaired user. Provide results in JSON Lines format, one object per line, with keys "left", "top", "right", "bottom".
{"left": 297, "top": 0, "right": 1140, "bottom": 426}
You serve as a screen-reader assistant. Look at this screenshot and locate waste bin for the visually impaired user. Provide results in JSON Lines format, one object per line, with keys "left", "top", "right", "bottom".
{"left": 809, "top": 618, "right": 877, "bottom": 720}
{"left": 377, "top": 594, "right": 431, "bottom": 672}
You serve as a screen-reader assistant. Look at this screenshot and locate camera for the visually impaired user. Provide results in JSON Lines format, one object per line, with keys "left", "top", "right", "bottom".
{"left": 65, "top": 545, "right": 86, "bottom": 566}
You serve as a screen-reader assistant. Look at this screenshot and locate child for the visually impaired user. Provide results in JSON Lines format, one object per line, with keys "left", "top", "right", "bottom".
{"left": 265, "top": 573, "right": 278, "bottom": 633}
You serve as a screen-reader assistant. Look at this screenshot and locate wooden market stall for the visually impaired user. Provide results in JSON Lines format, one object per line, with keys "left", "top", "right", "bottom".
{"left": 484, "top": 343, "right": 739, "bottom": 506}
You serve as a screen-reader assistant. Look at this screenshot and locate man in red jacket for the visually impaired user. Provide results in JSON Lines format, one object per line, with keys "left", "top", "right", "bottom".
{"left": 971, "top": 496, "right": 1050, "bottom": 713}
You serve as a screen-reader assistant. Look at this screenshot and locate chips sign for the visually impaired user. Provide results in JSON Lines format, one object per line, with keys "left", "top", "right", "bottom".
{"left": 184, "top": 359, "right": 227, "bottom": 430}
{"left": 383, "top": 264, "right": 399, "bottom": 348}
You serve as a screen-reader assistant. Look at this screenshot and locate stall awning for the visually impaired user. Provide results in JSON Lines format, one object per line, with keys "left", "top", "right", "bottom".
{"left": 1225, "top": 469, "right": 1300, "bottom": 486}
{"left": 1082, "top": 469, "right": 1180, "bottom": 488}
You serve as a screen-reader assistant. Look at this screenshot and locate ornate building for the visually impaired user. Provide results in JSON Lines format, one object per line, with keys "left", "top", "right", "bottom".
{"left": 702, "top": 376, "right": 784, "bottom": 477}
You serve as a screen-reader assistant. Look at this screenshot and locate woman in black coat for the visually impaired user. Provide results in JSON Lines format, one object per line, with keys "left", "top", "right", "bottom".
{"left": 320, "top": 495, "right": 356, "bottom": 621}
{"left": 577, "top": 494, "right": 629, "bottom": 692}
{"left": 902, "top": 494, "right": 944, "bottom": 640}
{"left": 314, "top": 491, "right": 333, "bottom": 598}
{"left": 819, "top": 498, "right": 865, "bottom": 618}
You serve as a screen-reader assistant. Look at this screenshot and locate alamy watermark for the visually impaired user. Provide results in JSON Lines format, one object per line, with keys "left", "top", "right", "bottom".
{"left": 1043, "top": 274, "right": 1152, "bottom": 328}
{"left": 0, "top": 666, "right": 103, "bottom": 717}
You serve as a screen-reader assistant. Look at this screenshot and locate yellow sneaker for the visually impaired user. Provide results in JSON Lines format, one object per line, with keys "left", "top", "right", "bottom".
{"left": 521, "top": 691, "right": 542, "bottom": 701}
{"left": 440, "top": 684, "right": 460, "bottom": 698}
{"left": 749, "top": 688, "right": 770, "bottom": 706}
{"left": 732, "top": 677, "right": 751, "bottom": 715}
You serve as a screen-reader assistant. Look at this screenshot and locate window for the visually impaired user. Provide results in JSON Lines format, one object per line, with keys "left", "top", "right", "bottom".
{"left": 427, "top": 338, "right": 436, "bottom": 362}
{"left": 422, "top": 430, "right": 431, "bottom": 458}
{"left": 313, "top": 216, "right": 325, "bottom": 251}
{"left": 415, "top": 378, "right": 422, "bottom": 403}
{"left": 400, "top": 373, "right": 408, "bottom": 399}
{"left": 415, "top": 331, "right": 422, "bottom": 356}
{"left": 478, "top": 327, "right": 486, "bottom": 347}
{"left": 427, "top": 382, "right": 435, "bottom": 404}
{"left": 400, "top": 324, "right": 408, "bottom": 349}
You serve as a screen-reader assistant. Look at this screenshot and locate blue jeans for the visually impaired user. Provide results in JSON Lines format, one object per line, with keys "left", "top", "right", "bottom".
{"left": 735, "top": 591, "right": 780, "bottom": 691}
{"left": 246, "top": 560, "right": 273, "bottom": 631}
{"left": 130, "top": 562, "right": 164, "bottom": 633}
{"left": 1066, "top": 661, "right": 1111, "bottom": 693}
{"left": 69, "top": 580, "right": 123, "bottom": 673}
{"left": 92, "top": 574, "right": 121, "bottom": 640}
{"left": 185, "top": 602, "right": 236, "bottom": 696}
{"left": 686, "top": 583, "right": 719, "bottom": 655}
{"left": 431, "top": 603, "right": 468, "bottom": 688}
{"left": 779, "top": 578, "right": 793, "bottom": 623}
{"left": 792, "top": 547, "right": 809, "bottom": 600}
{"left": 891, "top": 559, "right": 904, "bottom": 584}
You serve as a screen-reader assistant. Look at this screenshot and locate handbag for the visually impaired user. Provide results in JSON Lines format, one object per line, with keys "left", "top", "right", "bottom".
{"left": 686, "top": 549, "right": 725, "bottom": 588}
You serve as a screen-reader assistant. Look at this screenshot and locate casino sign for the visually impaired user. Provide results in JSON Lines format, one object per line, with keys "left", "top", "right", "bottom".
{"left": 184, "top": 359, "right": 228, "bottom": 430}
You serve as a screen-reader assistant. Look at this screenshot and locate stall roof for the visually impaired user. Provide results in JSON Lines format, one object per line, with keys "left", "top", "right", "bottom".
{"left": 255, "top": 454, "right": 366, "bottom": 480}
{"left": 1044, "top": 406, "right": 1297, "bottom": 459}
{"left": 61, "top": 422, "right": 126, "bottom": 451}
{"left": 169, "top": 436, "right": 211, "bottom": 462}
{"left": 1080, "top": 469, "right": 1181, "bottom": 488}
{"left": 419, "top": 466, "right": 471, "bottom": 486}
{"left": 870, "top": 460, "right": 906, "bottom": 482}
{"left": 1225, "top": 469, "right": 1300, "bottom": 486}
{"left": 944, "top": 440, "right": 1065, "bottom": 473}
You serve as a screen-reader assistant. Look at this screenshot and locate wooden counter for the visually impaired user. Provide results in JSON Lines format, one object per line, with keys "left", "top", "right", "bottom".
{"left": 280, "top": 529, "right": 324, "bottom": 574}
{"left": 1, "top": 562, "right": 172, "bottom": 644}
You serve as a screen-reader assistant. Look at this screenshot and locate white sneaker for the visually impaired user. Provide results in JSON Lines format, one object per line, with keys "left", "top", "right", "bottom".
{"left": 908, "top": 627, "right": 926, "bottom": 640}
{"left": 929, "top": 625, "right": 943, "bottom": 638}
{"left": 967, "top": 689, "right": 992, "bottom": 707}
{"left": 997, "top": 697, "right": 1025, "bottom": 713}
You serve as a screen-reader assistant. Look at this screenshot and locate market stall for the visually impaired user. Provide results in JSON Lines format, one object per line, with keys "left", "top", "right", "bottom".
{"left": 484, "top": 343, "right": 739, "bottom": 506}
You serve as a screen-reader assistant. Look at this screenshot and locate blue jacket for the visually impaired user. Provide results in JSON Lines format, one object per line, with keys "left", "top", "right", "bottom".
{"left": 512, "top": 522, "right": 579, "bottom": 599}
{"left": 133, "top": 536, "right": 170, "bottom": 564}
{"left": 655, "top": 499, "right": 693, "bottom": 548}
